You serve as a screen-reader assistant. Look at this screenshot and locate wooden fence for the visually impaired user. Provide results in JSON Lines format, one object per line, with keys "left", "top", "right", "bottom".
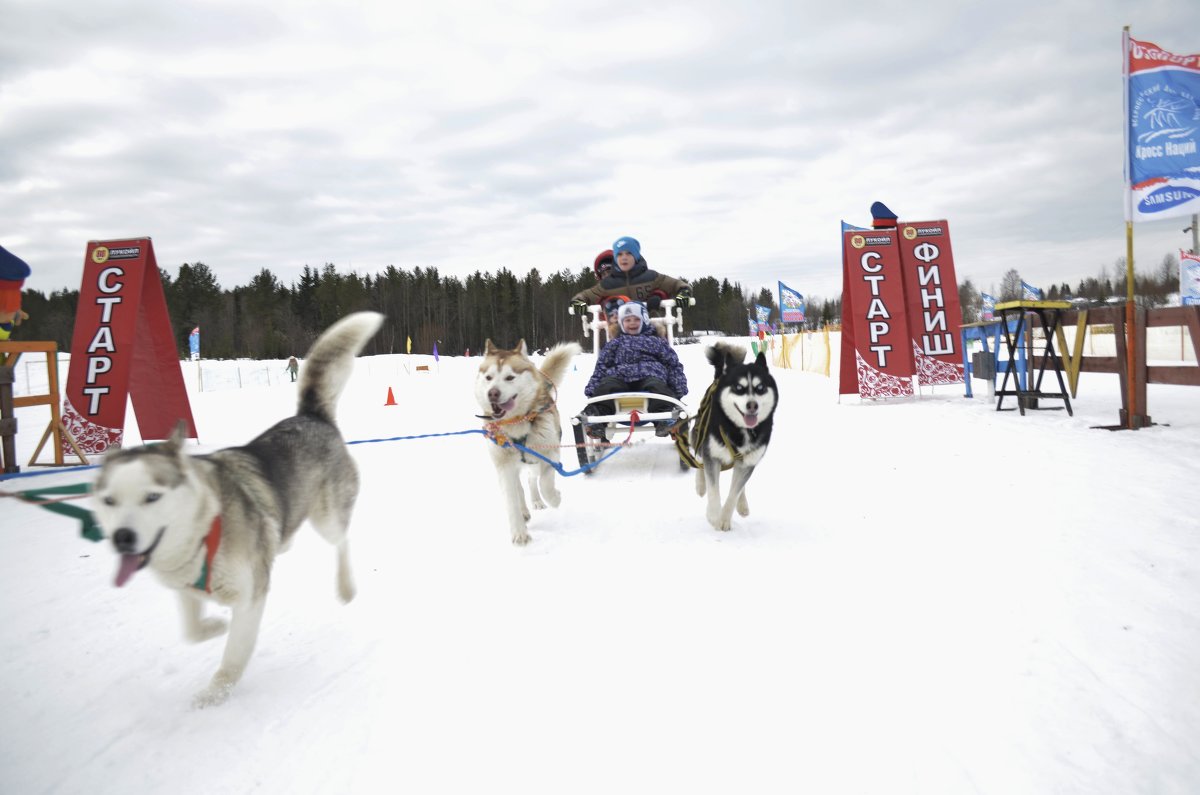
{"left": 1048, "top": 305, "right": 1200, "bottom": 428}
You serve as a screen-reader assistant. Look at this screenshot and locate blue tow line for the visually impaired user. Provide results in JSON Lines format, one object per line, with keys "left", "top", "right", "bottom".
{"left": 3, "top": 424, "right": 623, "bottom": 545}
{"left": 346, "top": 427, "right": 625, "bottom": 476}
{"left": 0, "top": 425, "right": 624, "bottom": 485}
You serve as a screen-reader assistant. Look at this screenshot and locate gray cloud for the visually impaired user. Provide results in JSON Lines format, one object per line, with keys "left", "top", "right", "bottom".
{"left": 3, "top": 0, "right": 1199, "bottom": 303}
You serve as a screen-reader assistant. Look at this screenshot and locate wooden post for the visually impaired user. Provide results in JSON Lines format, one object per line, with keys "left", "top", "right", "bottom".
{"left": 0, "top": 340, "right": 88, "bottom": 469}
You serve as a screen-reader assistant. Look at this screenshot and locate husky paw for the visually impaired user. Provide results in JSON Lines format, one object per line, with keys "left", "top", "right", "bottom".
{"left": 192, "top": 681, "right": 234, "bottom": 709}
{"left": 736, "top": 499, "right": 750, "bottom": 517}
{"left": 530, "top": 496, "right": 547, "bottom": 511}
{"left": 188, "top": 617, "right": 228, "bottom": 643}
{"left": 511, "top": 531, "right": 531, "bottom": 546}
{"left": 707, "top": 509, "right": 731, "bottom": 532}
{"left": 544, "top": 491, "right": 561, "bottom": 509}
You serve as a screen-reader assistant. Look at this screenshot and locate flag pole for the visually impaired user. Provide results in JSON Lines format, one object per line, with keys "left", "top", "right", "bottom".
{"left": 1122, "top": 26, "right": 1138, "bottom": 429}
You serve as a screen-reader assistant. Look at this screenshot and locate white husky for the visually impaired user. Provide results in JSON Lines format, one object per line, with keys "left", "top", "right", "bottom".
{"left": 91, "top": 311, "right": 383, "bottom": 707}
{"left": 474, "top": 339, "right": 581, "bottom": 545}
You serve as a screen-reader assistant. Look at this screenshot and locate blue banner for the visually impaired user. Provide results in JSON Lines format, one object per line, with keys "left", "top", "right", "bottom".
{"left": 1021, "top": 281, "right": 1043, "bottom": 301}
{"left": 1126, "top": 35, "right": 1200, "bottom": 222}
{"left": 778, "top": 281, "right": 806, "bottom": 323}
{"left": 188, "top": 327, "right": 199, "bottom": 360}
{"left": 981, "top": 293, "right": 996, "bottom": 322}
{"left": 1183, "top": 252, "right": 1200, "bottom": 306}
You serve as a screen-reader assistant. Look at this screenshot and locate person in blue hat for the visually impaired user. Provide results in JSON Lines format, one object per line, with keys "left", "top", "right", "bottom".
{"left": 570, "top": 235, "right": 692, "bottom": 314}
{"left": 583, "top": 299, "right": 688, "bottom": 437}
{"left": 0, "top": 244, "right": 32, "bottom": 341}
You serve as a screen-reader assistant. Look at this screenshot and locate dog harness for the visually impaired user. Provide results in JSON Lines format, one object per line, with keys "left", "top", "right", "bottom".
{"left": 479, "top": 373, "right": 559, "bottom": 461}
{"left": 674, "top": 381, "right": 740, "bottom": 471}
{"left": 192, "top": 515, "right": 222, "bottom": 594}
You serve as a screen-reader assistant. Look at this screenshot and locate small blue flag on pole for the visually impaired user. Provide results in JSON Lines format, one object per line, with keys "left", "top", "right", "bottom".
{"left": 981, "top": 293, "right": 996, "bottom": 321}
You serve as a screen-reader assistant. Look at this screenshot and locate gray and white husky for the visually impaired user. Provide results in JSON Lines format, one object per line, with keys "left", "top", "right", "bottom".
{"left": 474, "top": 339, "right": 581, "bottom": 545}
{"left": 692, "top": 342, "right": 778, "bottom": 531}
{"left": 92, "top": 311, "right": 383, "bottom": 707}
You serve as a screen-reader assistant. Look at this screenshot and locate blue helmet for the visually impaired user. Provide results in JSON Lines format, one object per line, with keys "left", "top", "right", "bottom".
{"left": 612, "top": 236, "right": 641, "bottom": 260}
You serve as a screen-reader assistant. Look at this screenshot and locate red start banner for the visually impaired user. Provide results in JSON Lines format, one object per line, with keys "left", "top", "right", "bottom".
{"left": 62, "top": 238, "right": 196, "bottom": 456}
{"left": 896, "top": 220, "right": 964, "bottom": 387}
{"left": 838, "top": 229, "right": 915, "bottom": 399}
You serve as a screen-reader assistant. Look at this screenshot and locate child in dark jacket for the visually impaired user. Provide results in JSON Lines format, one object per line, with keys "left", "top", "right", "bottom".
{"left": 571, "top": 236, "right": 691, "bottom": 312}
{"left": 584, "top": 301, "right": 688, "bottom": 436}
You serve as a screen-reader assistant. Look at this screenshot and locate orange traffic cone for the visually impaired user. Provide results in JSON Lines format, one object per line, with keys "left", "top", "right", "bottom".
{"left": 384, "top": 386, "right": 397, "bottom": 406}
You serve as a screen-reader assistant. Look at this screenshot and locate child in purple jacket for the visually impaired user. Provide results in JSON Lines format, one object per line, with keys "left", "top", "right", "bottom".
{"left": 584, "top": 301, "right": 687, "bottom": 436}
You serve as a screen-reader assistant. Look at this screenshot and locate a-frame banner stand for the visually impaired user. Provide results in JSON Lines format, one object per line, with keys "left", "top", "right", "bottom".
{"left": 61, "top": 238, "right": 197, "bottom": 457}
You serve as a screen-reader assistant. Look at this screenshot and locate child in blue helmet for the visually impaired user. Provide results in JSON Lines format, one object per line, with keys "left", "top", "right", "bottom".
{"left": 584, "top": 300, "right": 688, "bottom": 437}
{"left": 570, "top": 236, "right": 691, "bottom": 313}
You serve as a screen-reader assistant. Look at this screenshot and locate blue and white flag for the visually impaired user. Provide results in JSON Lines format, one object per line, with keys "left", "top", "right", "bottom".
{"left": 1021, "top": 281, "right": 1043, "bottom": 301}
{"left": 1182, "top": 250, "right": 1200, "bottom": 306}
{"left": 778, "top": 281, "right": 806, "bottom": 323}
{"left": 754, "top": 304, "right": 773, "bottom": 333}
{"left": 981, "top": 293, "right": 996, "bottom": 322}
{"left": 188, "top": 327, "right": 200, "bottom": 361}
{"left": 1125, "top": 34, "right": 1200, "bottom": 222}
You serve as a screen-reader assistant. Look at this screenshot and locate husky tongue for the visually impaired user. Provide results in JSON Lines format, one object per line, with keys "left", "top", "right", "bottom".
{"left": 742, "top": 412, "right": 759, "bottom": 428}
{"left": 492, "top": 397, "right": 516, "bottom": 417}
{"left": 115, "top": 554, "right": 142, "bottom": 587}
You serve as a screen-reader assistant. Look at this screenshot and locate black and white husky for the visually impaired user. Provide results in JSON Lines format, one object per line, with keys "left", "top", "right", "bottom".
{"left": 691, "top": 342, "right": 778, "bottom": 531}
{"left": 91, "top": 311, "right": 383, "bottom": 707}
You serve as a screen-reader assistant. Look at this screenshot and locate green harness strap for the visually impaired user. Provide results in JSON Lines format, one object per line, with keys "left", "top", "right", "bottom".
{"left": 11, "top": 482, "right": 102, "bottom": 542}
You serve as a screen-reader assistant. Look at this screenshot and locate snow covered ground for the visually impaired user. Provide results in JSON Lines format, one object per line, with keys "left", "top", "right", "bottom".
{"left": 2, "top": 336, "right": 1199, "bottom": 794}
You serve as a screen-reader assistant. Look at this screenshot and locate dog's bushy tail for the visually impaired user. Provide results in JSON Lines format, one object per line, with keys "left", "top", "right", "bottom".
{"left": 706, "top": 341, "right": 748, "bottom": 377}
{"left": 298, "top": 312, "right": 385, "bottom": 424}
{"left": 539, "top": 342, "right": 582, "bottom": 388}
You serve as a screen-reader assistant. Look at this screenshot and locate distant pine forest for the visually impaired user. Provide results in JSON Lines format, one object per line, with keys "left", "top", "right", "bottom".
{"left": 10, "top": 252, "right": 1184, "bottom": 360}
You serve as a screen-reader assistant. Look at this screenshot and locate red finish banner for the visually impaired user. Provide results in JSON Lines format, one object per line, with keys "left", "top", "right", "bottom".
{"left": 62, "top": 238, "right": 196, "bottom": 455}
{"left": 839, "top": 229, "right": 915, "bottom": 398}
{"left": 896, "top": 220, "right": 965, "bottom": 386}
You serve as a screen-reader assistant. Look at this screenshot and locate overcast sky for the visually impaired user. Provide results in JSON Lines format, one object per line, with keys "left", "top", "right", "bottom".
{"left": 3, "top": 0, "right": 1198, "bottom": 303}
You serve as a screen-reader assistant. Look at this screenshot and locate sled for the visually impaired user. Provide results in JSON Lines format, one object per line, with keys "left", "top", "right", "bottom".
{"left": 567, "top": 295, "right": 697, "bottom": 474}
{"left": 569, "top": 392, "right": 691, "bottom": 474}
{"left": 569, "top": 297, "right": 691, "bottom": 351}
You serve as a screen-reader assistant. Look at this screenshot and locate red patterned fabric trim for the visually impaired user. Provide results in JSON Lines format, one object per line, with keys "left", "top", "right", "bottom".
{"left": 60, "top": 400, "right": 123, "bottom": 456}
